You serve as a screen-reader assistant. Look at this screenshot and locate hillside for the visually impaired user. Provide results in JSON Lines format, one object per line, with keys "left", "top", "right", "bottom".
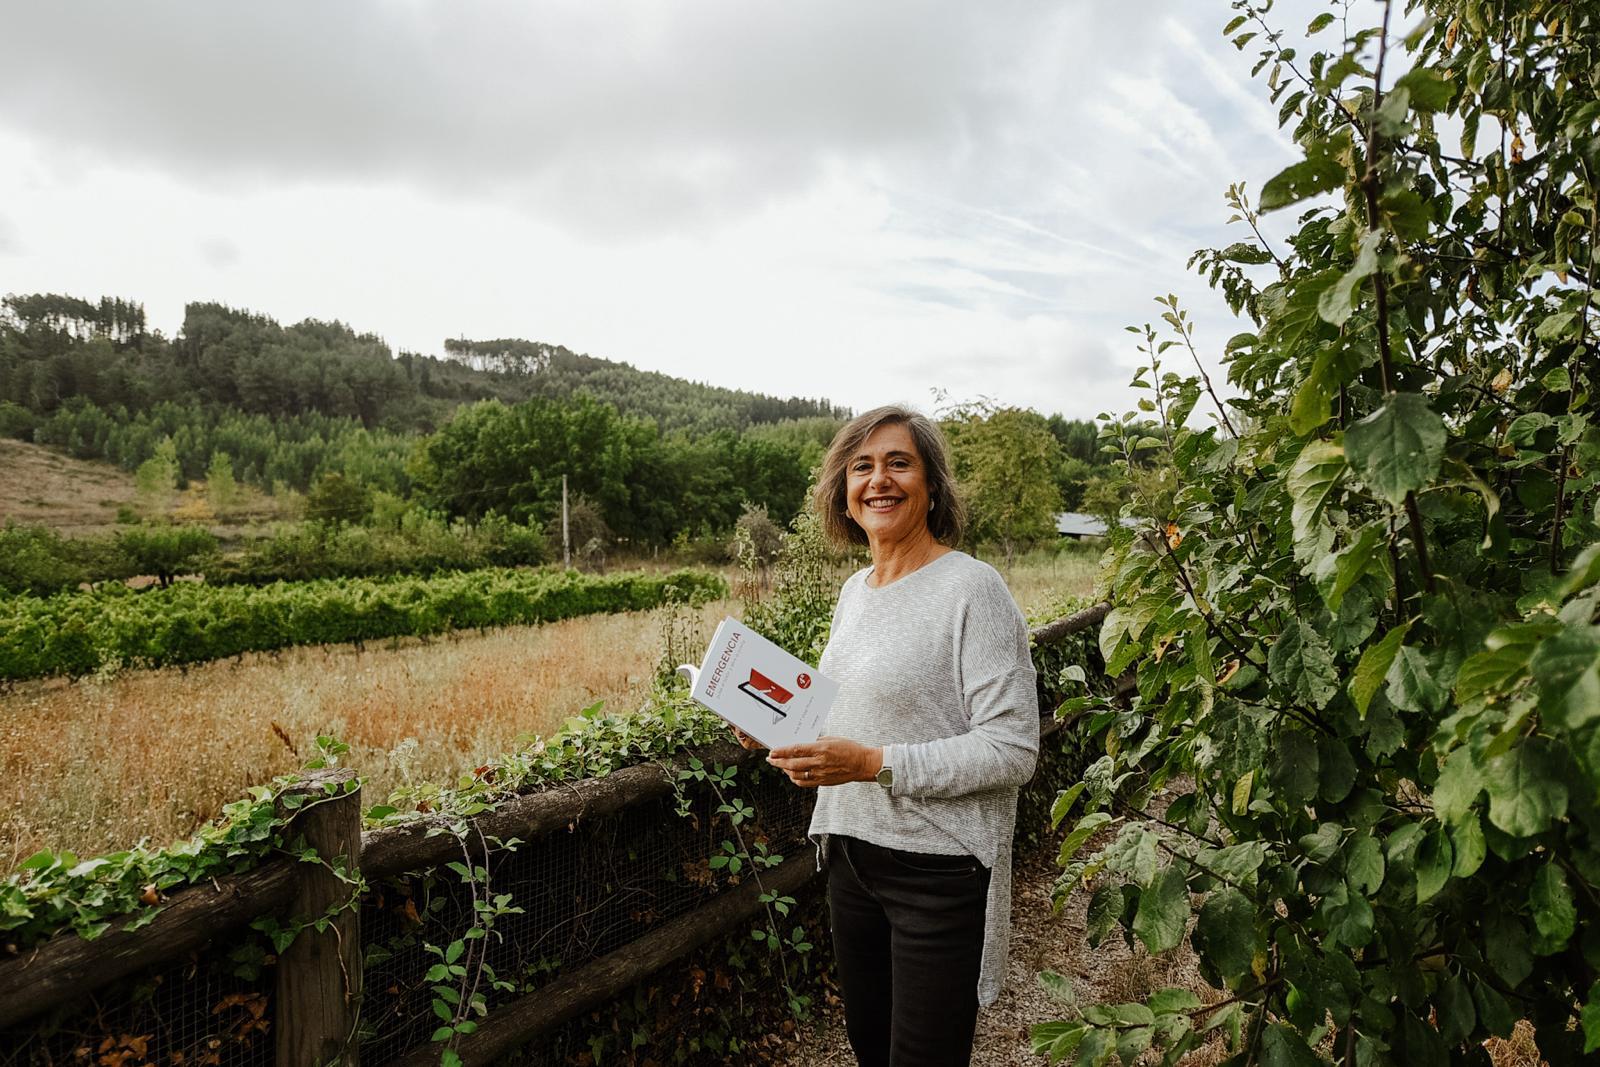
{"left": 1, "top": 294, "right": 848, "bottom": 438}
{"left": 0, "top": 438, "right": 283, "bottom": 536}
{"left": 0, "top": 438, "right": 137, "bottom": 534}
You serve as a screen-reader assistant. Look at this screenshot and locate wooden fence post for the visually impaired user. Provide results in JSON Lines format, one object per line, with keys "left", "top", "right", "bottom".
{"left": 275, "top": 768, "right": 363, "bottom": 1067}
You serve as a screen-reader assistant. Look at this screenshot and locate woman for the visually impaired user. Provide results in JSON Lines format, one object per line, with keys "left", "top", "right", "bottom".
{"left": 759, "top": 405, "right": 1040, "bottom": 1067}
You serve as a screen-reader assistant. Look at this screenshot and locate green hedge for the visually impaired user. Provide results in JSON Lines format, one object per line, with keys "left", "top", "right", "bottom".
{"left": 0, "top": 567, "right": 726, "bottom": 680}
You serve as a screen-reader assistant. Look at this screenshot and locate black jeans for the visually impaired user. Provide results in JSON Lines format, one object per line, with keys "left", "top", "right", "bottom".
{"left": 827, "top": 834, "right": 991, "bottom": 1067}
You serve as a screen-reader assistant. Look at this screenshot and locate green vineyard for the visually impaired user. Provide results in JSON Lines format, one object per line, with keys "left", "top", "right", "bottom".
{"left": 0, "top": 567, "right": 726, "bottom": 681}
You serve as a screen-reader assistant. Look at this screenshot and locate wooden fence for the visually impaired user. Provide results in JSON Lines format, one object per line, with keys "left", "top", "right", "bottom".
{"left": 0, "top": 603, "right": 1111, "bottom": 1066}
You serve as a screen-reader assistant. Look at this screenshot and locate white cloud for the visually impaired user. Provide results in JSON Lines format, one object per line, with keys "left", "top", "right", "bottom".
{"left": 0, "top": 0, "right": 1326, "bottom": 418}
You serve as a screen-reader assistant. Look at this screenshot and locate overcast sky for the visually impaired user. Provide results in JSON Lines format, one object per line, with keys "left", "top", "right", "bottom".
{"left": 0, "top": 1, "right": 1320, "bottom": 421}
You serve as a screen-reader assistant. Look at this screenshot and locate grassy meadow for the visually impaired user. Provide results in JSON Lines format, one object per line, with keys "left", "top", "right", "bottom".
{"left": 0, "top": 546, "right": 1099, "bottom": 869}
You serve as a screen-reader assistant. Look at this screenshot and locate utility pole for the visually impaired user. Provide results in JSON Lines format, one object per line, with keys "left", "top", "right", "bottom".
{"left": 562, "top": 474, "right": 570, "bottom": 569}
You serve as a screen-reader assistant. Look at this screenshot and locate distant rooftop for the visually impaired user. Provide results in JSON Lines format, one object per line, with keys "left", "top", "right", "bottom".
{"left": 1055, "top": 512, "right": 1141, "bottom": 538}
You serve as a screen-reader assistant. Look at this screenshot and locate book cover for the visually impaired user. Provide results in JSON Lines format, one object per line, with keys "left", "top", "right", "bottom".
{"left": 677, "top": 616, "right": 835, "bottom": 749}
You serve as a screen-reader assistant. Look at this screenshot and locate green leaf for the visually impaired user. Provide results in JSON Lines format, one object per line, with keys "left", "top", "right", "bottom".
{"left": 1558, "top": 543, "right": 1600, "bottom": 600}
{"left": 1451, "top": 815, "right": 1486, "bottom": 877}
{"left": 1261, "top": 1022, "right": 1321, "bottom": 1067}
{"left": 1344, "top": 393, "right": 1447, "bottom": 506}
{"left": 1261, "top": 154, "right": 1346, "bottom": 212}
{"left": 1385, "top": 645, "right": 1447, "bottom": 713}
{"left": 1394, "top": 66, "right": 1458, "bottom": 110}
{"left": 1149, "top": 987, "right": 1203, "bottom": 1015}
{"left": 1085, "top": 883, "right": 1124, "bottom": 947}
{"left": 1037, "top": 970, "right": 1076, "bottom": 1005}
{"left": 1307, "top": 12, "right": 1335, "bottom": 33}
{"left": 1415, "top": 826, "right": 1453, "bottom": 903}
{"left": 1455, "top": 623, "right": 1547, "bottom": 703}
{"left": 1535, "top": 310, "right": 1578, "bottom": 341}
{"left": 1543, "top": 366, "right": 1573, "bottom": 392}
{"left": 1317, "top": 524, "right": 1387, "bottom": 613}
{"left": 1288, "top": 439, "right": 1346, "bottom": 544}
{"left": 1583, "top": 980, "right": 1600, "bottom": 1054}
{"left": 1318, "top": 738, "right": 1357, "bottom": 803}
{"left": 1270, "top": 620, "right": 1339, "bottom": 708}
{"left": 1431, "top": 747, "right": 1484, "bottom": 824}
{"left": 1484, "top": 912, "right": 1533, "bottom": 986}
{"left": 1530, "top": 863, "right": 1576, "bottom": 943}
{"left": 1345, "top": 832, "right": 1385, "bottom": 894}
{"left": 1132, "top": 864, "right": 1189, "bottom": 953}
{"left": 1059, "top": 812, "right": 1113, "bottom": 865}
{"left": 1270, "top": 729, "right": 1321, "bottom": 806}
{"left": 1050, "top": 782, "right": 1087, "bottom": 830}
{"left": 1194, "top": 888, "right": 1254, "bottom": 982}
{"left": 1030, "top": 1021, "right": 1085, "bottom": 1063}
{"left": 1436, "top": 974, "right": 1476, "bottom": 1046}
{"left": 1529, "top": 624, "right": 1600, "bottom": 730}
{"left": 1232, "top": 770, "right": 1255, "bottom": 816}
{"left": 1484, "top": 740, "right": 1568, "bottom": 837}
{"left": 1318, "top": 232, "right": 1381, "bottom": 326}
{"left": 1351, "top": 621, "right": 1412, "bottom": 717}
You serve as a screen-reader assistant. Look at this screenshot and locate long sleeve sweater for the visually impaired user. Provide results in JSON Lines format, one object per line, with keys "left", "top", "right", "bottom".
{"left": 808, "top": 550, "right": 1040, "bottom": 1006}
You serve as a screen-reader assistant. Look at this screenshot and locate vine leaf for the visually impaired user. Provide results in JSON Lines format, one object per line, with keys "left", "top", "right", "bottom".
{"left": 1343, "top": 393, "right": 1446, "bottom": 506}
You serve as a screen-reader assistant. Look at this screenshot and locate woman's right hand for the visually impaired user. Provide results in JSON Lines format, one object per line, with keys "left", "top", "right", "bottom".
{"left": 731, "top": 727, "right": 764, "bottom": 751}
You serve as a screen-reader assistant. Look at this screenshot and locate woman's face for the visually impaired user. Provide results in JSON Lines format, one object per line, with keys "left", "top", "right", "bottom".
{"left": 846, "top": 421, "right": 932, "bottom": 545}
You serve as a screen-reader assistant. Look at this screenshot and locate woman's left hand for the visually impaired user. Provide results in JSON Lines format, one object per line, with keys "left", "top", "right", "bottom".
{"left": 767, "top": 737, "right": 881, "bottom": 788}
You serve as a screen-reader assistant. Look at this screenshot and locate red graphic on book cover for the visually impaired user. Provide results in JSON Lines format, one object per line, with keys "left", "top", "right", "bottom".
{"left": 738, "top": 669, "right": 794, "bottom": 717}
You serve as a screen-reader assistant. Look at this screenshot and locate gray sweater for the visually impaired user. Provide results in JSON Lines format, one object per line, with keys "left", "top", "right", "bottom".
{"left": 809, "top": 550, "right": 1040, "bottom": 1006}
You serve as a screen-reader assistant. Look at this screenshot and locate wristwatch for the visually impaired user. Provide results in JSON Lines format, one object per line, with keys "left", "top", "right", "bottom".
{"left": 875, "top": 758, "right": 894, "bottom": 790}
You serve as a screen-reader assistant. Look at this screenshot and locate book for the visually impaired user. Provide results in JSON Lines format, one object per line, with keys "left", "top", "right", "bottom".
{"left": 676, "top": 616, "right": 835, "bottom": 750}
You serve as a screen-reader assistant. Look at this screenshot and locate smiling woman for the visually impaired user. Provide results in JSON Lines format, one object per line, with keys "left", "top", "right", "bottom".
{"left": 752, "top": 404, "right": 1040, "bottom": 1067}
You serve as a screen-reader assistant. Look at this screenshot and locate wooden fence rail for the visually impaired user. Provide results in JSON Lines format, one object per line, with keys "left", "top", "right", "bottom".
{"left": 0, "top": 603, "right": 1113, "bottom": 1064}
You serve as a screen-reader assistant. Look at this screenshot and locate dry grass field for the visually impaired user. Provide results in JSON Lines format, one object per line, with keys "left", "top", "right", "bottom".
{"left": 0, "top": 548, "right": 1101, "bottom": 870}
{"left": 0, "top": 438, "right": 287, "bottom": 536}
{"left": 0, "top": 599, "right": 734, "bottom": 869}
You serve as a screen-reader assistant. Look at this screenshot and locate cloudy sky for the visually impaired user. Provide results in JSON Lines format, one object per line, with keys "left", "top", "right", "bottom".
{"left": 0, "top": 1, "right": 1320, "bottom": 420}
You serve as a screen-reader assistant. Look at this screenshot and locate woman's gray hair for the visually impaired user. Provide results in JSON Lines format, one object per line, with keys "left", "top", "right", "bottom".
{"left": 813, "top": 405, "right": 965, "bottom": 548}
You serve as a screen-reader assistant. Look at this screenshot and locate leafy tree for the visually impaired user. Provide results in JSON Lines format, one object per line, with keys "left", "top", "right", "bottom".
{"left": 205, "top": 450, "right": 239, "bottom": 518}
{"left": 1038, "top": 3, "right": 1600, "bottom": 1065}
{"left": 134, "top": 436, "right": 179, "bottom": 518}
{"left": 304, "top": 472, "right": 374, "bottom": 526}
{"left": 944, "top": 404, "right": 1064, "bottom": 566}
{"left": 116, "top": 526, "right": 218, "bottom": 588}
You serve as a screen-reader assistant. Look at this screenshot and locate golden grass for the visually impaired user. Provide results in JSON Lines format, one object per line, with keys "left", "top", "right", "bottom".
{"left": 0, "top": 553, "right": 1096, "bottom": 872}
{"left": 0, "top": 599, "right": 732, "bottom": 869}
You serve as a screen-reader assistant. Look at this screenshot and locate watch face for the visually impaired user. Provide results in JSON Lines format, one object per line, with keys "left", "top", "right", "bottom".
{"left": 876, "top": 766, "right": 893, "bottom": 787}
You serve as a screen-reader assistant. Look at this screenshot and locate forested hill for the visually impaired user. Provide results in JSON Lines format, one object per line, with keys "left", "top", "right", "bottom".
{"left": 0, "top": 294, "right": 847, "bottom": 436}
{"left": 444, "top": 337, "right": 847, "bottom": 433}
